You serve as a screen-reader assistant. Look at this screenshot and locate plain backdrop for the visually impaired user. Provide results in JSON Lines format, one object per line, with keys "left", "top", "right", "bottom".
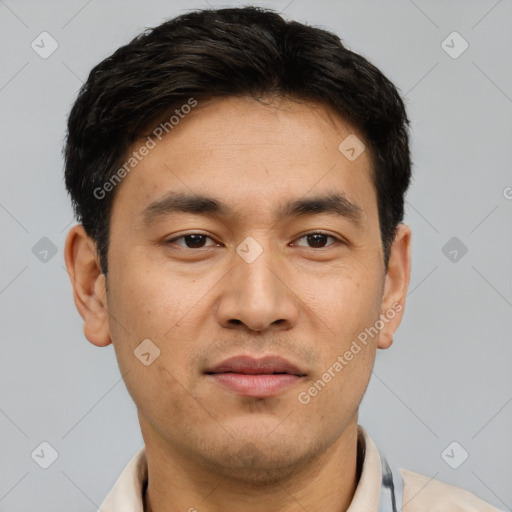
{"left": 0, "top": 0, "right": 511, "bottom": 510}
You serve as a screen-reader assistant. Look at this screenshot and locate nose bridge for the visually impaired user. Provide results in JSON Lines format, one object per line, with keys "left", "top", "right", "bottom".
{"left": 216, "top": 237, "right": 298, "bottom": 331}
{"left": 238, "top": 243, "right": 281, "bottom": 299}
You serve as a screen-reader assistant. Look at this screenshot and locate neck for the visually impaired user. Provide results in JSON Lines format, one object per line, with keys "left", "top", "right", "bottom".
{"left": 142, "top": 421, "right": 363, "bottom": 512}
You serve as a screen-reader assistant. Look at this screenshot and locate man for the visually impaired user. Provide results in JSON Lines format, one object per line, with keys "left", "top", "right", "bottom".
{"left": 63, "top": 6, "right": 501, "bottom": 511}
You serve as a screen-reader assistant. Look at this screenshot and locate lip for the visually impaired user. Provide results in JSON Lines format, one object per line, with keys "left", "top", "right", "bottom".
{"left": 205, "top": 355, "right": 306, "bottom": 398}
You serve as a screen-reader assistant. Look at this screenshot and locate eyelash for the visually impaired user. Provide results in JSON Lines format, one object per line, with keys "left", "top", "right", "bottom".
{"left": 164, "top": 231, "right": 344, "bottom": 250}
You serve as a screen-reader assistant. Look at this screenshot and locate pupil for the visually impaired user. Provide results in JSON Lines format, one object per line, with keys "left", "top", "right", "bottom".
{"left": 186, "top": 234, "right": 205, "bottom": 248}
{"left": 308, "top": 234, "right": 327, "bottom": 248}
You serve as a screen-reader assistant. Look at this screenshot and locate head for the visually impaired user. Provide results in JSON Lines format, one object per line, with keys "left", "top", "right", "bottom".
{"left": 64, "top": 6, "right": 412, "bottom": 483}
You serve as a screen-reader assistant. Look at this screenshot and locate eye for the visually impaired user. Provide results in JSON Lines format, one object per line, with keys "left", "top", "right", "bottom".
{"left": 292, "top": 232, "right": 341, "bottom": 249}
{"left": 165, "top": 233, "right": 218, "bottom": 249}
{"left": 164, "top": 231, "right": 343, "bottom": 250}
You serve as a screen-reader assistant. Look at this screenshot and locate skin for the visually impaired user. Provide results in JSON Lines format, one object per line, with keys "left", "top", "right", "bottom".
{"left": 65, "top": 95, "right": 411, "bottom": 512}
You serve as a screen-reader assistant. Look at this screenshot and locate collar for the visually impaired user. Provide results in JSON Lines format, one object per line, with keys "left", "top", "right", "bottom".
{"left": 99, "top": 425, "right": 389, "bottom": 512}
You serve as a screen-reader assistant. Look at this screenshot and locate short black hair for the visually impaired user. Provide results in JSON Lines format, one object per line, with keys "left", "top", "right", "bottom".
{"left": 64, "top": 6, "right": 412, "bottom": 275}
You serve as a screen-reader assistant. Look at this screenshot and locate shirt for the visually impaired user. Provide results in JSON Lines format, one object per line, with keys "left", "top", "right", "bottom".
{"left": 98, "top": 425, "right": 502, "bottom": 511}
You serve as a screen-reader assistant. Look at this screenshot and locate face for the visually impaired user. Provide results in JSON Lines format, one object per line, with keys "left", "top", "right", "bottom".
{"left": 66, "top": 95, "right": 410, "bottom": 483}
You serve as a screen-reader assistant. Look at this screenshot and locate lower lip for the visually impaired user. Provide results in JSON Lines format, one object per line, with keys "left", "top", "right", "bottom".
{"left": 210, "top": 373, "right": 302, "bottom": 398}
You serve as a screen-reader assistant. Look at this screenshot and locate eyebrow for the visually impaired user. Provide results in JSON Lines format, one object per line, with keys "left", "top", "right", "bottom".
{"left": 140, "top": 191, "right": 365, "bottom": 227}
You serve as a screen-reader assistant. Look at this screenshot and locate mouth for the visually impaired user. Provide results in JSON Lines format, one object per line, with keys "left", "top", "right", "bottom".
{"left": 205, "top": 355, "right": 306, "bottom": 398}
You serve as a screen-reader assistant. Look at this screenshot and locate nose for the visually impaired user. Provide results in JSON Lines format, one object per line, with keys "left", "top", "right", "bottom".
{"left": 215, "top": 245, "right": 299, "bottom": 332}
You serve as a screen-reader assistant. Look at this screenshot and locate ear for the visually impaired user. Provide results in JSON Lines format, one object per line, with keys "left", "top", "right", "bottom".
{"left": 64, "top": 224, "right": 111, "bottom": 347}
{"left": 378, "top": 223, "right": 411, "bottom": 350}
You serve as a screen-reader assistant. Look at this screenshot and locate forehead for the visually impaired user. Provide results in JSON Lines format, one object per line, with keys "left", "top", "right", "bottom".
{"left": 109, "top": 95, "right": 377, "bottom": 228}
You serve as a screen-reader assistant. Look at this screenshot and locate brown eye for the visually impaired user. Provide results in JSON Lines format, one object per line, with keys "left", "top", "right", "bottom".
{"left": 166, "top": 233, "right": 217, "bottom": 249}
{"left": 293, "top": 232, "right": 340, "bottom": 249}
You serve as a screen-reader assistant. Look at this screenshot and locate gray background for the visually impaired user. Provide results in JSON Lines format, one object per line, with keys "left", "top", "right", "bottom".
{"left": 0, "top": 0, "right": 511, "bottom": 510}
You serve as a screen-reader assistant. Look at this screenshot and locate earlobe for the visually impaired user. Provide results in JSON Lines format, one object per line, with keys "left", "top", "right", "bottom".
{"left": 64, "top": 225, "right": 112, "bottom": 347}
{"left": 379, "top": 333, "right": 393, "bottom": 350}
{"left": 377, "top": 223, "right": 411, "bottom": 350}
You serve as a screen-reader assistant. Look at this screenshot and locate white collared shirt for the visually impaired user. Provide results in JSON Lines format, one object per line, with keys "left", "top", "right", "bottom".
{"left": 98, "top": 425, "right": 502, "bottom": 511}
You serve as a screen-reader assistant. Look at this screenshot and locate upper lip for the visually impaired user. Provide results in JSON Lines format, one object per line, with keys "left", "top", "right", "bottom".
{"left": 206, "top": 355, "right": 306, "bottom": 376}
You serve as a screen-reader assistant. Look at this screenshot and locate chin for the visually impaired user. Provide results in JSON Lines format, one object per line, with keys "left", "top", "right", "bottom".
{"left": 194, "top": 433, "right": 324, "bottom": 487}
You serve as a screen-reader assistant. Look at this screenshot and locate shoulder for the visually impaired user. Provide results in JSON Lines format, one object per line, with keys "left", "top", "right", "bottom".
{"left": 400, "top": 469, "right": 503, "bottom": 512}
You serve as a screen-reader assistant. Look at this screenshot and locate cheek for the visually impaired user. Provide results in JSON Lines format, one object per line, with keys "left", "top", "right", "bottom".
{"left": 298, "top": 328, "right": 376, "bottom": 423}
{"left": 105, "top": 264, "right": 192, "bottom": 396}
{"left": 316, "top": 267, "right": 383, "bottom": 340}
{"left": 122, "top": 356, "right": 209, "bottom": 437}
{"left": 108, "top": 255, "right": 186, "bottom": 334}
{"left": 106, "top": 270, "right": 202, "bottom": 423}
{"left": 303, "top": 265, "right": 381, "bottom": 403}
